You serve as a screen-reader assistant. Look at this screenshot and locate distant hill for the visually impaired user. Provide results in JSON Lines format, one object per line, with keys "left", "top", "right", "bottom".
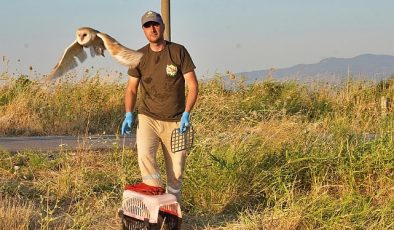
{"left": 237, "top": 54, "right": 394, "bottom": 83}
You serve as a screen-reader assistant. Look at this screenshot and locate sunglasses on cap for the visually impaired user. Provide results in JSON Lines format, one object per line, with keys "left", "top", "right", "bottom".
{"left": 143, "top": 21, "right": 161, "bottom": 28}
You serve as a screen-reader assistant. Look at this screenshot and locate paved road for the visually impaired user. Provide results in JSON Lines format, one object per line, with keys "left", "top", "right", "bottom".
{"left": 0, "top": 135, "right": 136, "bottom": 152}
{"left": 0, "top": 132, "right": 390, "bottom": 153}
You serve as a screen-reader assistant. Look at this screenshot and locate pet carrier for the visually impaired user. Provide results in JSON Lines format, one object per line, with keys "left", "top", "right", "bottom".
{"left": 119, "top": 190, "right": 182, "bottom": 230}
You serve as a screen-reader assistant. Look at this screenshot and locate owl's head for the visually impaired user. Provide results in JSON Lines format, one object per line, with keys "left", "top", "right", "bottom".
{"left": 76, "top": 27, "right": 97, "bottom": 46}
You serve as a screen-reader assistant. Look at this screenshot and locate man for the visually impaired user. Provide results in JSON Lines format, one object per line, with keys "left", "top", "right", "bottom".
{"left": 121, "top": 10, "right": 198, "bottom": 203}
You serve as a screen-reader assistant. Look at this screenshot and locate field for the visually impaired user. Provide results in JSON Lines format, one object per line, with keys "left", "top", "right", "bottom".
{"left": 0, "top": 72, "right": 393, "bottom": 229}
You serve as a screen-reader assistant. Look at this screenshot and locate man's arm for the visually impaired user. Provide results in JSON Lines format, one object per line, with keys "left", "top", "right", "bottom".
{"left": 184, "top": 70, "right": 198, "bottom": 112}
{"left": 125, "top": 76, "right": 140, "bottom": 112}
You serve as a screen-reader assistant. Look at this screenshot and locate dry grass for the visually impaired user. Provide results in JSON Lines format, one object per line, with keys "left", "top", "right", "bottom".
{"left": 0, "top": 195, "right": 36, "bottom": 229}
{"left": 0, "top": 95, "right": 45, "bottom": 135}
{"left": 0, "top": 73, "right": 393, "bottom": 229}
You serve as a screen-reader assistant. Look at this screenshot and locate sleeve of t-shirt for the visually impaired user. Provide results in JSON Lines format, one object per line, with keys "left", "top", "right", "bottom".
{"left": 127, "top": 46, "right": 145, "bottom": 78}
{"left": 127, "top": 66, "right": 141, "bottom": 78}
{"left": 180, "top": 46, "right": 196, "bottom": 74}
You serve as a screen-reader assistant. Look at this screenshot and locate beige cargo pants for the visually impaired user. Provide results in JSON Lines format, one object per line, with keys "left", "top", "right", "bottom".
{"left": 136, "top": 114, "right": 187, "bottom": 202}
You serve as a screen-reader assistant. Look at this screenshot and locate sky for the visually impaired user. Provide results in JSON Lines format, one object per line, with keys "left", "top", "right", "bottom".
{"left": 1, "top": 0, "right": 394, "bottom": 79}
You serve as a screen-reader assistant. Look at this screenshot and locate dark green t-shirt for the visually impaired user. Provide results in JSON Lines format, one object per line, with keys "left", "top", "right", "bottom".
{"left": 128, "top": 41, "right": 196, "bottom": 121}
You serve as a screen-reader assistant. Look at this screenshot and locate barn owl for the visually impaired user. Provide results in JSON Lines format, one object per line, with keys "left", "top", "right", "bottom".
{"left": 45, "top": 27, "right": 143, "bottom": 81}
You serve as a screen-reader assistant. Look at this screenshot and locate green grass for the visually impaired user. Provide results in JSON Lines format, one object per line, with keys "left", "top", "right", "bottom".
{"left": 0, "top": 72, "right": 393, "bottom": 229}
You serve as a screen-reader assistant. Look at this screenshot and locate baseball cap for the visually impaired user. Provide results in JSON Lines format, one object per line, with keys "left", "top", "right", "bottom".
{"left": 141, "top": 10, "right": 163, "bottom": 26}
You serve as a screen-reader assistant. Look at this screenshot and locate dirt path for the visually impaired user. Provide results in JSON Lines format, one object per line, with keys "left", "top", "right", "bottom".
{"left": 0, "top": 135, "right": 135, "bottom": 152}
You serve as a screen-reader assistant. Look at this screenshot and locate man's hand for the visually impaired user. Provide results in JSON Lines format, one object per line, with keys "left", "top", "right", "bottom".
{"left": 180, "top": 112, "right": 190, "bottom": 133}
{"left": 121, "top": 112, "right": 133, "bottom": 135}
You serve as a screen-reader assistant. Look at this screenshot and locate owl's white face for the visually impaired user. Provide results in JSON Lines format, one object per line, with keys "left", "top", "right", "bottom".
{"left": 76, "top": 28, "right": 96, "bottom": 46}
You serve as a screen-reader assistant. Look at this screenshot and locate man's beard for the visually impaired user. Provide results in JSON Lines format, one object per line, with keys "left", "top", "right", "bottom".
{"left": 149, "top": 33, "right": 164, "bottom": 43}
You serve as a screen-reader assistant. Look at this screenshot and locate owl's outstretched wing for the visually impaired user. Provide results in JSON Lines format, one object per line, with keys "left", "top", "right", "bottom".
{"left": 45, "top": 40, "right": 87, "bottom": 81}
{"left": 45, "top": 28, "right": 143, "bottom": 82}
{"left": 96, "top": 33, "right": 143, "bottom": 68}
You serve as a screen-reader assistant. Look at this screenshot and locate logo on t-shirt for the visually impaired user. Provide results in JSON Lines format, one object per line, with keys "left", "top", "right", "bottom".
{"left": 166, "top": 64, "right": 177, "bottom": 77}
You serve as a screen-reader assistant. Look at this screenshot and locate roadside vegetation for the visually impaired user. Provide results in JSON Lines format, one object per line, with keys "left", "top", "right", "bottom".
{"left": 0, "top": 71, "right": 393, "bottom": 229}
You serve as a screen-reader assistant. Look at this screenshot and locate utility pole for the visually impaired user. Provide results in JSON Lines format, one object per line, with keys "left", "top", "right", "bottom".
{"left": 161, "top": 0, "right": 171, "bottom": 41}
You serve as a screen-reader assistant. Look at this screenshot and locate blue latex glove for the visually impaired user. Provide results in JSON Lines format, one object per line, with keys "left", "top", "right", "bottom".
{"left": 121, "top": 112, "right": 133, "bottom": 135}
{"left": 179, "top": 112, "right": 190, "bottom": 133}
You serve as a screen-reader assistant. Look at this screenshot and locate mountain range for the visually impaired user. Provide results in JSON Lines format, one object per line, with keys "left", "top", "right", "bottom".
{"left": 236, "top": 54, "right": 394, "bottom": 83}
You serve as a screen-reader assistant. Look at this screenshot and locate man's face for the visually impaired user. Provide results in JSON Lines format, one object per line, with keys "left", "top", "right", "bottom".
{"left": 142, "top": 21, "right": 164, "bottom": 43}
